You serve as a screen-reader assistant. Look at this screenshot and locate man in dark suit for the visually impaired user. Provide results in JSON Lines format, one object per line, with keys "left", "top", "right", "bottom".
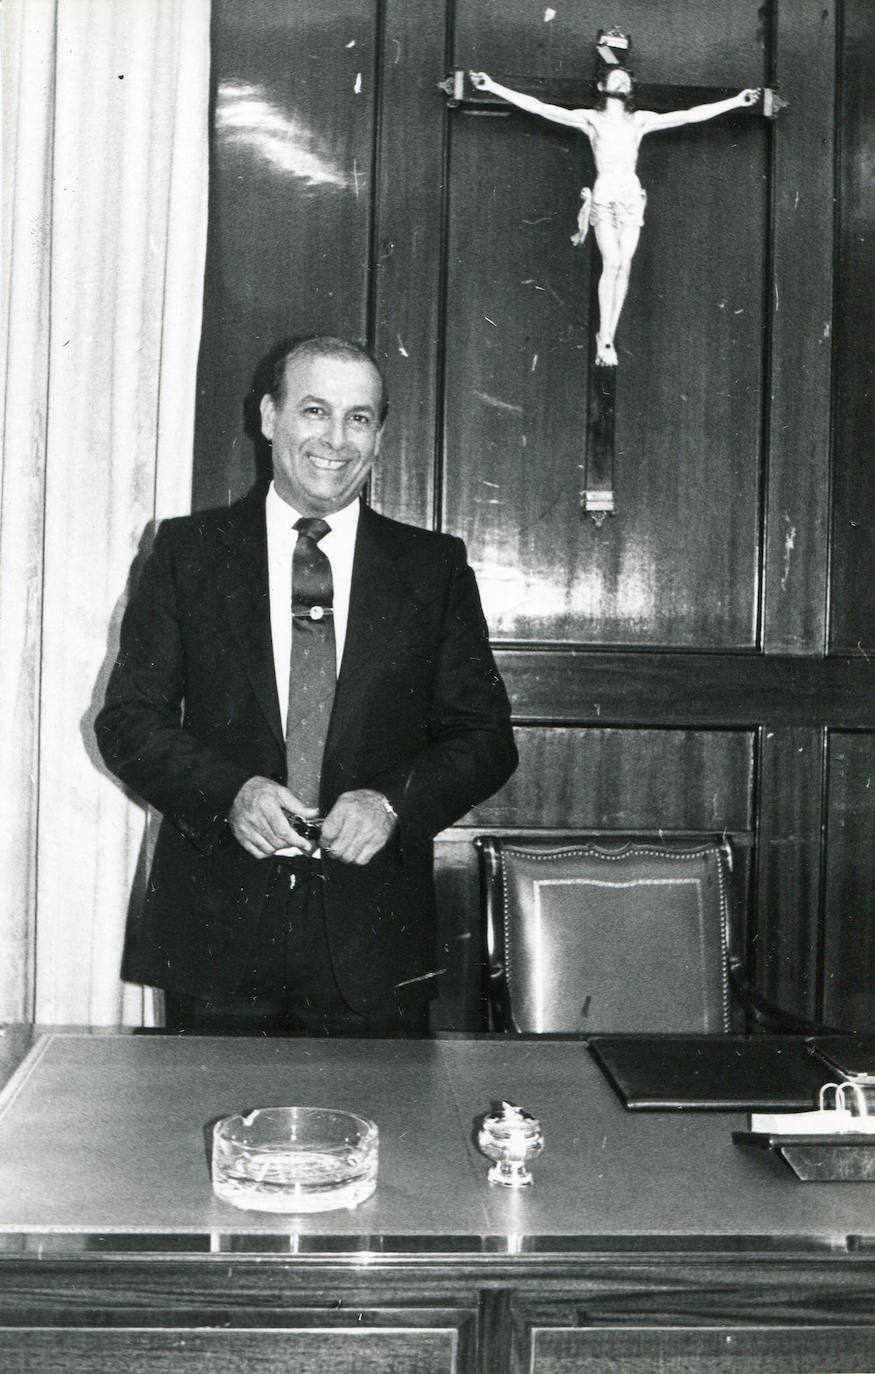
{"left": 96, "top": 335, "right": 517, "bottom": 1034}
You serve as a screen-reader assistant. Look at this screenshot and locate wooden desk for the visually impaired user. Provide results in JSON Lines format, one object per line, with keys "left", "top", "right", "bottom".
{"left": 1, "top": 1030, "right": 875, "bottom": 1372}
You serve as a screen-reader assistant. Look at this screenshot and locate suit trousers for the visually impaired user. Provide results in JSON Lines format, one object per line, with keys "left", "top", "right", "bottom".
{"left": 163, "top": 855, "right": 430, "bottom": 1037}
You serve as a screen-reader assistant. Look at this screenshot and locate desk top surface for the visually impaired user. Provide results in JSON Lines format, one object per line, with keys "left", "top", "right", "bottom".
{"left": 0, "top": 1029, "right": 871, "bottom": 1256}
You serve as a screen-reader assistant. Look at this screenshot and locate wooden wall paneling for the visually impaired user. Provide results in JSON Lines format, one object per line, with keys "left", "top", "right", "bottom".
{"left": 193, "top": 0, "right": 380, "bottom": 510}
{"left": 498, "top": 650, "right": 875, "bottom": 729}
{"left": 753, "top": 725, "right": 825, "bottom": 1021}
{"left": 466, "top": 726, "right": 754, "bottom": 831}
{"left": 823, "top": 731, "right": 875, "bottom": 1030}
{"left": 369, "top": 0, "right": 448, "bottom": 529}
{"left": 440, "top": 106, "right": 594, "bottom": 638}
{"left": 456, "top": 0, "right": 765, "bottom": 88}
{"left": 597, "top": 116, "right": 763, "bottom": 649}
{"left": 829, "top": 0, "right": 875, "bottom": 652}
{"left": 762, "top": 0, "right": 836, "bottom": 653}
{"left": 441, "top": 111, "right": 765, "bottom": 648}
{"left": 443, "top": 0, "right": 766, "bottom": 645}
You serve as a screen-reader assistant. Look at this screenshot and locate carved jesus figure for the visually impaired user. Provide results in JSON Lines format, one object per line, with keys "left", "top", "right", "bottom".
{"left": 469, "top": 67, "right": 760, "bottom": 366}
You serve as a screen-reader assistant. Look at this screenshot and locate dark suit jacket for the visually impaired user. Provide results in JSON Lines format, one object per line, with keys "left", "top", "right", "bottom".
{"left": 95, "top": 487, "right": 517, "bottom": 1012}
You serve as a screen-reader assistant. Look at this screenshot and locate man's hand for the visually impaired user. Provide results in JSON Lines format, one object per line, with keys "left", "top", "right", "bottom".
{"left": 229, "top": 776, "right": 319, "bottom": 859}
{"left": 320, "top": 789, "right": 397, "bottom": 866}
{"left": 738, "top": 87, "right": 761, "bottom": 107}
{"left": 469, "top": 70, "right": 492, "bottom": 91}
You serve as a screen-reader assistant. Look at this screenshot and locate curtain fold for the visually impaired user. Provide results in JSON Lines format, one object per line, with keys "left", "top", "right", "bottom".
{"left": 0, "top": 0, "right": 211, "bottom": 1024}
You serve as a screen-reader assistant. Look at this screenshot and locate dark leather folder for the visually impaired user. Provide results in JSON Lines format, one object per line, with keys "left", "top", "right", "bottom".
{"left": 589, "top": 1034, "right": 827, "bottom": 1110}
{"left": 807, "top": 1036, "right": 875, "bottom": 1081}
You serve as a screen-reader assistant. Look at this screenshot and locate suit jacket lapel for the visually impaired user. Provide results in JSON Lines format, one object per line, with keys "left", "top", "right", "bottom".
{"left": 327, "top": 505, "right": 422, "bottom": 760}
{"left": 218, "top": 488, "right": 284, "bottom": 751}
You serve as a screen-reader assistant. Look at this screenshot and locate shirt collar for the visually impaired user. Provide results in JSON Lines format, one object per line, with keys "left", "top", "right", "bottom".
{"left": 265, "top": 481, "right": 361, "bottom": 540}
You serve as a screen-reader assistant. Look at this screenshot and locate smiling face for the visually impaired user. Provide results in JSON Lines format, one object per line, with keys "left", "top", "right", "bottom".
{"left": 260, "top": 352, "right": 384, "bottom": 515}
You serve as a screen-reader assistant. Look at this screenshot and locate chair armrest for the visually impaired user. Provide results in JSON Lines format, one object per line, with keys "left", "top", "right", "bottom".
{"left": 474, "top": 835, "right": 516, "bottom": 1033}
{"left": 728, "top": 962, "right": 847, "bottom": 1036}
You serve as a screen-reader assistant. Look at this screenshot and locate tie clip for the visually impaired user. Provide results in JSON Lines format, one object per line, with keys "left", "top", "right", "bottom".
{"left": 292, "top": 604, "right": 333, "bottom": 621}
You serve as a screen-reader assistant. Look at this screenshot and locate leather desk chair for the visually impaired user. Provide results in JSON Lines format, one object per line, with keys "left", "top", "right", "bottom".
{"left": 476, "top": 834, "right": 742, "bottom": 1035}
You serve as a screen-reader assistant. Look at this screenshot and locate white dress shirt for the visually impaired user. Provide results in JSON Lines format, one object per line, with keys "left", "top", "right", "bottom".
{"left": 265, "top": 480, "right": 360, "bottom": 737}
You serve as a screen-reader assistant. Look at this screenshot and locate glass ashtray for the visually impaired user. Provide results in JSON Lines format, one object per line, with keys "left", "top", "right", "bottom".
{"left": 212, "top": 1106, "right": 378, "bottom": 1213}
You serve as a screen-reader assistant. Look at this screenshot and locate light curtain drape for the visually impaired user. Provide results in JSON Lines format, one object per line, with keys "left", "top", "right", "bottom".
{"left": 0, "top": 0, "right": 211, "bottom": 1024}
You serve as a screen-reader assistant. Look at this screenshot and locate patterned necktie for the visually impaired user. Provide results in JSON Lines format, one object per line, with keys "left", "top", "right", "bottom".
{"left": 286, "top": 516, "right": 335, "bottom": 808}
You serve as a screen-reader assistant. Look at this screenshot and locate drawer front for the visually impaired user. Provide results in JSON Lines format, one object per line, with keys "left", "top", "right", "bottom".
{"left": 0, "top": 1325, "right": 467, "bottom": 1374}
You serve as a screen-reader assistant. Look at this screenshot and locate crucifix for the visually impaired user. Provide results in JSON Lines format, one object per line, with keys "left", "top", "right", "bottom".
{"left": 442, "top": 31, "right": 783, "bottom": 523}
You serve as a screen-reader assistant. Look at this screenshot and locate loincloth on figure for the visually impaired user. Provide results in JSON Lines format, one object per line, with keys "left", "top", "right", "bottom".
{"left": 571, "top": 183, "right": 647, "bottom": 245}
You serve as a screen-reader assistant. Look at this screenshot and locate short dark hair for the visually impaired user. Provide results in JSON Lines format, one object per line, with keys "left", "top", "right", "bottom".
{"left": 263, "top": 334, "right": 389, "bottom": 424}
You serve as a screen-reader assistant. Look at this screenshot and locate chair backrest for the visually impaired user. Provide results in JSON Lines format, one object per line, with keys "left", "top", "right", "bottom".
{"left": 476, "top": 835, "right": 736, "bottom": 1034}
